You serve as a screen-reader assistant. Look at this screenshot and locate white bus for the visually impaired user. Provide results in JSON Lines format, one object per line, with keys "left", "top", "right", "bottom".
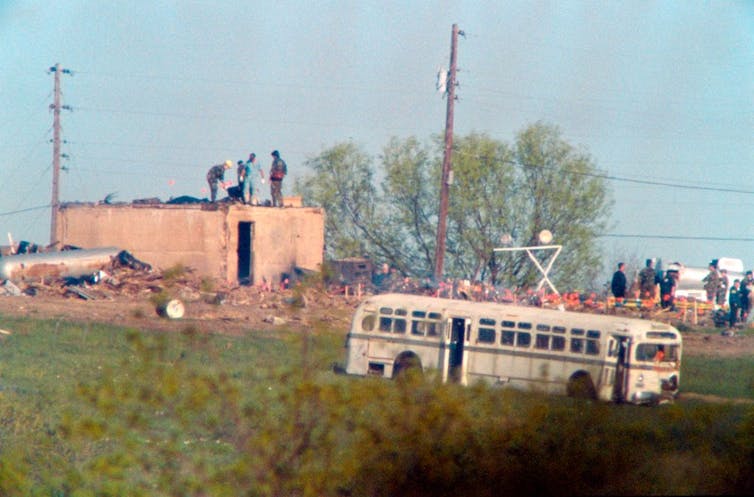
{"left": 344, "top": 293, "right": 682, "bottom": 404}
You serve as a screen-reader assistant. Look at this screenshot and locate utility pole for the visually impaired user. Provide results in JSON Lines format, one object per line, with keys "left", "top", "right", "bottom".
{"left": 49, "top": 63, "right": 71, "bottom": 246}
{"left": 434, "top": 24, "right": 462, "bottom": 282}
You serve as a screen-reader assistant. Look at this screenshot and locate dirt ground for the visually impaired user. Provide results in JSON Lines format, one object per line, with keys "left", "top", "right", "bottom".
{"left": 1, "top": 267, "right": 753, "bottom": 358}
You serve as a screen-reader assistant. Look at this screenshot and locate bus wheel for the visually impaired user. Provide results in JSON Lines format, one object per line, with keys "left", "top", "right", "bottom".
{"left": 567, "top": 371, "right": 596, "bottom": 399}
{"left": 392, "top": 352, "right": 422, "bottom": 380}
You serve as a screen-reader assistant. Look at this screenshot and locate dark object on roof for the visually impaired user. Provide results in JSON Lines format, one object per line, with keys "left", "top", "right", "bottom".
{"left": 166, "top": 195, "right": 205, "bottom": 204}
{"left": 133, "top": 197, "right": 161, "bottom": 205}
{"left": 227, "top": 185, "right": 243, "bottom": 200}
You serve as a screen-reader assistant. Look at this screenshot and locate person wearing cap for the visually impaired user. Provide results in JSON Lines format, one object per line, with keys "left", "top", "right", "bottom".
{"left": 269, "top": 150, "right": 287, "bottom": 207}
{"left": 702, "top": 262, "right": 720, "bottom": 304}
{"left": 206, "top": 160, "right": 232, "bottom": 202}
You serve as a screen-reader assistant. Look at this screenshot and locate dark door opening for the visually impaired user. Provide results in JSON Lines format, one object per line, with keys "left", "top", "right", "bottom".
{"left": 448, "top": 317, "right": 466, "bottom": 383}
{"left": 237, "top": 222, "right": 254, "bottom": 284}
{"left": 613, "top": 337, "right": 630, "bottom": 402}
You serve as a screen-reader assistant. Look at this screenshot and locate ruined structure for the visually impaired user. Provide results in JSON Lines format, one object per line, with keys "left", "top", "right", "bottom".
{"left": 56, "top": 202, "right": 325, "bottom": 286}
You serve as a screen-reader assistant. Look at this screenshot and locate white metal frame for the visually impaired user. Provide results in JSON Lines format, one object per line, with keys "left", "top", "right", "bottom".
{"left": 494, "top": 244, "right": 563, "bottom": 296}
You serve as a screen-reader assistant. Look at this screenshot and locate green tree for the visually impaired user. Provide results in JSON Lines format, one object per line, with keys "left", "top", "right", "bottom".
{"left": 296, "top": 123, "right": 611, "bottom": 290}
{"left": 378, "top": 136, "right": 439, "bottom": 275}
{"left": 294, "top": 142, "right": 380, "bottom": 259}
{"left": 502, "top": 122, "right": 611, "bottom": 290}
{"left": 443, "top": 132, "right": 517, "bottom": 281}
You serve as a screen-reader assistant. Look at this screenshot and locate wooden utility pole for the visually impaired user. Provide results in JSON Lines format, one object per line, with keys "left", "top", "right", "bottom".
{"left": 49, "top": 63, "right": 71, "bottom": 246}
{"left": 434, "top": 24, "right": 461, "bottom": 282}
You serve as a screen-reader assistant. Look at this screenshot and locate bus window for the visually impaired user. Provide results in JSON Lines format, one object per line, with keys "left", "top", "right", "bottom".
{"left": 571, "top": 338, "right": 583, "bottom": 353}
{"left": 586, "top": 340, "right": 600, "bottom": 355}
{"left": 426, "top": 322, "right": 439, "bottom": 336}
{"left": 571, "top": 328, "right": 585, "bottom": 336}
{"left": 553, "top": 326, "right": 566, "bottom": 334}
{"left": 587, "top": 330, "right": 601, "bottom": 339}
{"left": 502, "top": 330, "right": 515, "bottom": 346}
{"left": 518, "top": 322, "right": 532, "bottom": 330}
{"left": 552, "top": 335, "right": 565, "bottom": 351}
{"left": 647, "top": 331, "right": 677, "bottom": 340}
{"left": 536, "top": 324, "right": 551, "bottom": 332}
{"left": 501, "top": 320, "right": 515, "bottom": 329}
{"left": 412, "top": 310, "right": 426, "bottom": 318}
{"left": 517, "top": 332, "right": 531, "bottom": 348}
{"left": 379, "top": 317, "right": 392, "bottom": 332}
{"left": 395, "top": 308, "right": 408, "bottom": 316}
{"left": 429, "top": 312, "right": 442, "bottom": 320}
{"left": 411, "top": 320, "right": 425, "bottom": 335}
{"left": 635, "top": 343, "right": 676, "bottom": 362}
{"left": 478, "top": 328, "right": 496, "bottom": 343}
{"left": 394, "top": 318, "right": 406, "bottom": 333}
{"left": 480, "top": 317, "right": 496, "bottom": 326}
{"left": 380, "top": 307, "right": 394, "bottom": 315}
{"left": 362, "top": 314, "right": 376, "bottom": 331}
{"left": 535, "top": 334, "right": 550, "bottom": 349}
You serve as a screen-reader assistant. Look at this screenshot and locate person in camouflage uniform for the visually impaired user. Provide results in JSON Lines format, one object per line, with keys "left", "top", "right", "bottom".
{"left": 269, "top": 150, "right": 287, "bottom": 207}
{"left": 702, "top": 262, "right": 720, "bottom": 304}
{"left": 207, "top": 160, "right": 232, "bottom": 202}
{"left": 638, "top": 259, "right": 659, "bottom": 300}
{"left": 717, "top": 268, "right": 729, "bottom": 306}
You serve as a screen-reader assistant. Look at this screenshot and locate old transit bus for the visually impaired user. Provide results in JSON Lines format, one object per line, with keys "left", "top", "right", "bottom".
{"left": 343, "top": 293, "right": 682, "bottom": 404}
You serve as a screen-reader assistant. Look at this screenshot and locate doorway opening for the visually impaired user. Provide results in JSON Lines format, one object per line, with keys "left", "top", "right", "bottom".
{"left": 237, "top": 221, "right": 254, "bottom": 284}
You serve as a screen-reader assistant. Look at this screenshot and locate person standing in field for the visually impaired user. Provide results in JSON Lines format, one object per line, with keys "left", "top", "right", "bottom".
{"left": 639, "top": 259, "right": 659, "bottom": 302}
{"left": 702, "top": 262, "right": 720, "bottom": 304}
{"left": 611, "top": 262, "right": 627, "bottom": 304}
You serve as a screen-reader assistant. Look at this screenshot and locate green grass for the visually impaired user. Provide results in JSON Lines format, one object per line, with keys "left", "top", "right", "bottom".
{"left": 2, "top": 314, "right": 754, "bottom": 496}
{"left": 682, "top": 355, "right": 754, "bottom": 399}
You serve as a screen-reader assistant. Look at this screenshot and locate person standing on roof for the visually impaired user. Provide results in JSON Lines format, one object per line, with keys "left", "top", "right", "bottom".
{"left": 269, "top": 150, "right": 287, "bottom": 207}
{"left": 207, "top": 160, "right": 232, "bottom": 202}
{"left": 244, "top": 153, "right": 265, "bottom": 205}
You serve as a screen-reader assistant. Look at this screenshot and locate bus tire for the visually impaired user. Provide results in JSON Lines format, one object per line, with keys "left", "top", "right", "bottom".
{"left": 567, "top": 371, "right": 596, "bottom": 399}
{"left": 392, "top": 352, "right": 422, "bottom": 379}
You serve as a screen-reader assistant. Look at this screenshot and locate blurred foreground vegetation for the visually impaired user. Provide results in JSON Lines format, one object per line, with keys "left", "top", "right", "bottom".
{"left": 1, "top": 315, "right": 754, "bottom": 496}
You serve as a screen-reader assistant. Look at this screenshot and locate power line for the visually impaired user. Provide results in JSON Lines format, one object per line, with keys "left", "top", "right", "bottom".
{"left": 601, "top": 233, "right": 754, "bottom": 242}
{"left": 0, "top": 205, "right": 50, "bottom": 217}
{"left": 451, "top": 148, "right": 754, "bottom": 195}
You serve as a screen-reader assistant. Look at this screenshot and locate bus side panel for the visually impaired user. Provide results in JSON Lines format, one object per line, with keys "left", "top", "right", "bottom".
{"left": 344, "top": 333, "right": 370, "bottom": 376}
{"left": 465, "top": 345, "right": 499, "bottom": 385}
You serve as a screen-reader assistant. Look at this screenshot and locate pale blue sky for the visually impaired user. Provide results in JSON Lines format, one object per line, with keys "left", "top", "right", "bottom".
{"left": 1, "top": 1, "right": 752, "bottom": 275}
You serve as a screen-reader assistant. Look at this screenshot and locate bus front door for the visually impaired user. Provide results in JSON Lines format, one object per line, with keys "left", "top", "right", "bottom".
{"left": 446, "top": 317, "right": 467, "bottom": 383}
{"left": 612, "top": 337, "right": 630, "bottom": 402}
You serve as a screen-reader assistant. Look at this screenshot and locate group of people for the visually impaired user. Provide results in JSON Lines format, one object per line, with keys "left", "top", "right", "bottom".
{"left": 611, "top": 258, "right": 754, "bottom": 328}
{"left": 206, "top": 150, "right": 288, "bottom": 207}
{"left": 610, "top": 259, "right": 679, "bottom": 308}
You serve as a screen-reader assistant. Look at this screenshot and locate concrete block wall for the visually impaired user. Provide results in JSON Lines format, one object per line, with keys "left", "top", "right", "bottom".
{"left": 57, "top": 203, "right": 324, "bottom": 285}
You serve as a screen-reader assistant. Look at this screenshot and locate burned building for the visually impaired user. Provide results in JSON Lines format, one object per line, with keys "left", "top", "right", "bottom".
{"left": 55, "top": 201, "right": 325, "bottom": 286}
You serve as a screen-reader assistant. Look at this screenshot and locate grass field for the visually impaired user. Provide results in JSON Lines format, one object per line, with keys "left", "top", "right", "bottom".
{"left": 1, "top": 314, "right": 754, "bottom": 496}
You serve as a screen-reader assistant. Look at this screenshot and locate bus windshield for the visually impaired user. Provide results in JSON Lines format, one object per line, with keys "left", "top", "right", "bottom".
{"left": 635, "top": 343, "right": 679, "bottom": 362}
